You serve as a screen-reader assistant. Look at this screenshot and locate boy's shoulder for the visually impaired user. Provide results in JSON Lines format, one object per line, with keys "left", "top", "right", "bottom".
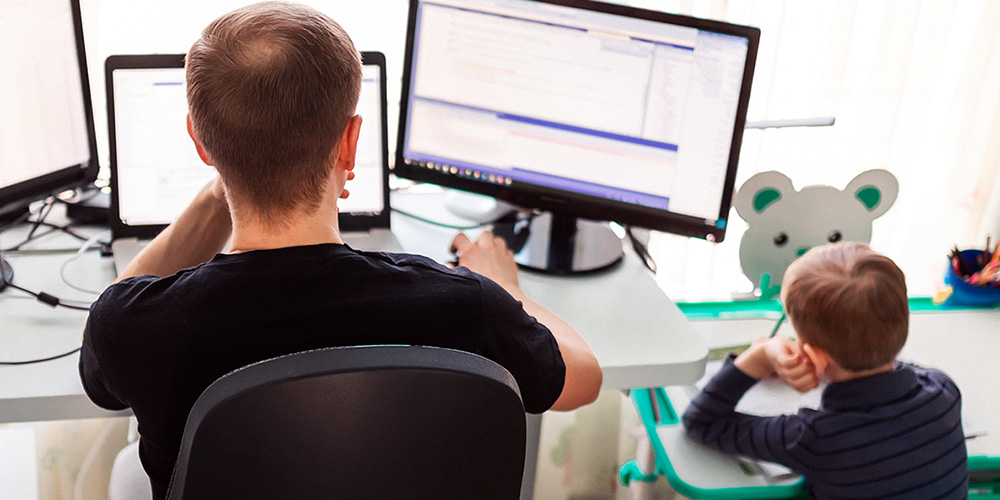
{"left": 900, "top": 361, "right": 961, "bottom": 393}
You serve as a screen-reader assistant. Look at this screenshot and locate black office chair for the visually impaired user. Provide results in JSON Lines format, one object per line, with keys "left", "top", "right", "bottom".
{"left": 165, "top": 345, "right": 526, "bottom": 500}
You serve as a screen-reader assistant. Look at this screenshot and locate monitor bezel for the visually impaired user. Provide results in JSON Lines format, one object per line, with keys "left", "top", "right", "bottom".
{"left": 341, "top": 51, "right": 393, "bottom": 233}
{"left": 105, "top": 52, "right": 391, "bottom": 240}
{"left": 393, "top": 0, "right": 760, "bottom": 242}
{"left": 0, "top": 0, "right": 100, "bottom": 215}
{"left": 105, "top": 53, "right": 187, "bottom": 240}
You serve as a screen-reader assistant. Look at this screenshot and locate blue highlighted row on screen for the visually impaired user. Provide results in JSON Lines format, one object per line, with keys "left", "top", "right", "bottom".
{"left": 414, "top": 97, "right": 678, "bottom": 153}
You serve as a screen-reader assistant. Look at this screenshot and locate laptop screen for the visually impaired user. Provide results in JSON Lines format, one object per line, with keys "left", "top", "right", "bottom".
{"left": 110, "top": 57, "right": 387, "bottom": 229}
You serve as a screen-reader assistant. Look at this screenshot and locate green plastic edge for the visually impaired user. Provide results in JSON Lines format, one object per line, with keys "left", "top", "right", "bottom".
{"left": 971, "top": 456, "right": 1000, "bottom": 497}
{"left": 629, "top": 388, "right": 806, "bottom": 499}
{"left": 677, "top": 297, "right": 999, "bottom": 320}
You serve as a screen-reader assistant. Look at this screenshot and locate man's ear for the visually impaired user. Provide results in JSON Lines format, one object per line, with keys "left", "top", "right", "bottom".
{"left": 801, "top": 343, "right": 830, "bottom": 376}
{"left": 336, "top": 114, "right": 363, "bottom": 172}
{"left": 187, "top": 115, "right": 213, "bottom": 166}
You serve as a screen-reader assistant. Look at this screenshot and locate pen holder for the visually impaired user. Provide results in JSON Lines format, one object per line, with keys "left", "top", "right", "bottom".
{"left": 943, "top": 249, "right": 1000, "bottom": 307}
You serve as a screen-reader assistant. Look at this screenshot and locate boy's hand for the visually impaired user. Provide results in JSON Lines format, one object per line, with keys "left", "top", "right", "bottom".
{"left": 735, "top": 337, "right": 819, "bottom": 392}
{"left": 766, "top": 339, "right": 819, "bottom": 392}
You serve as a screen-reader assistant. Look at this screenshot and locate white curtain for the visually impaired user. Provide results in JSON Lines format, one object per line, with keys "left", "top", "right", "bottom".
{"left": 626, "top": 0, "right": 1000, "bottom": 300}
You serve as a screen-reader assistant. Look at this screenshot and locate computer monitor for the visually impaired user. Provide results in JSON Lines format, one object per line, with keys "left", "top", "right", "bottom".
{"left": 0, "top": 0, "right": 99, "bottom": 285}
{"left": 395, "top": 0, "right": 759, "bottom": 273}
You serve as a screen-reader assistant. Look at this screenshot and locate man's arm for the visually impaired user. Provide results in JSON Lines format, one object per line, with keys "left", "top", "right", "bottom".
{"left": 116, "top": 177, "right": 232, "bottom": 282}
{"left": 451, "top": 231, "right": 602, "bottom": 411}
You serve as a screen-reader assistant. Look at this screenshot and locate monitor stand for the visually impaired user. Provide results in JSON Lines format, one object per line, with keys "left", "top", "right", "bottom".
{"left": 493, "top": 211, "right": 624, "bottom": 275}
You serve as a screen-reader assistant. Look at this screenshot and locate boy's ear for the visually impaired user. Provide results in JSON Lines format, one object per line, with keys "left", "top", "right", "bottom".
{"left": 801, "top": 343, "right": 830, "bottom": 376}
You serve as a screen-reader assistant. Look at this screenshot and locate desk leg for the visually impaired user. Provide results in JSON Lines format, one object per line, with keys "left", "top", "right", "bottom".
{"left": 628, "top": 433, "right": 656, "bottom": 500}
{"left": 522, "top": 413, "right": 542, "bottom": 500}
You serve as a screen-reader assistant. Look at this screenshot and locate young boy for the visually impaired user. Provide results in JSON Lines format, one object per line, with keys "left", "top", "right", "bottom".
{"left": 683, "top": 242, "right": 967, "bottom": 499}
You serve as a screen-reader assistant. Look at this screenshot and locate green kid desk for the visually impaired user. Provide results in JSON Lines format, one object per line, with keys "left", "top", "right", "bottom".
{"left": 620, "top": 306, "right": 1000, "bottom": 499}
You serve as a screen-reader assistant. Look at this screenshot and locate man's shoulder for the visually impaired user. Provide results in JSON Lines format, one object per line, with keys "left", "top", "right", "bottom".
{"left": 354, "top": 249, "right": 500, "bottom": 291}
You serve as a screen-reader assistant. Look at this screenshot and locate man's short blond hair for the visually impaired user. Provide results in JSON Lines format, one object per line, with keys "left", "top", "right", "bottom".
{"left": 782, "top": 243, "right": 908, "bottom": 371}
{"left": 186, "top": 1, "right": 361, "bottom": 227}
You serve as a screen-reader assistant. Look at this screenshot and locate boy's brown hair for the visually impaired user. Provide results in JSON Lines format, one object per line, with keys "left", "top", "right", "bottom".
{"left": 186, "top": 1, "right": 362, "bottom": 227}
{"left": 781, "top": 242, "right": 908, "bottom": 371}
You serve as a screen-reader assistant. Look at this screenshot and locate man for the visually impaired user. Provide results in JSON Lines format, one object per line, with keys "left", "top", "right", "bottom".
{"left": 80, "top": 2, "right": 602, "bottom": 499}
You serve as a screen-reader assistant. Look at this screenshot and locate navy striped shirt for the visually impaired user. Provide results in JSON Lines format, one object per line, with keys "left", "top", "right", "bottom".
{"left": 682, "top": 358, "right": 968, "bottom": 499}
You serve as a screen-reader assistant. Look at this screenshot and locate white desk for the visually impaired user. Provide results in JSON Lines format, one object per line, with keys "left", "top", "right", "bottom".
{"left": 0, "top": 193, "right": 709, "bottom": 499}
{"left": 0, "top": 194, "right": 707, "bottom": 420}
{"left": 0, "top": 224, "right": 125, "bottom": 423}
{"left": 389, "top": 191, "right": 708, "bottom": 389}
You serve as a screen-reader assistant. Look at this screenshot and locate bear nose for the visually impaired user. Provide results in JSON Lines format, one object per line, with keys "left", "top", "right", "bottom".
{"left": 797, "top": 246, "right": 810, "bottom": 257}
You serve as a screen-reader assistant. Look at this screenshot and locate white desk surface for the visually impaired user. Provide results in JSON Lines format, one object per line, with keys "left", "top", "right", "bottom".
{"left": 0, "top": 192, "right": 707, "bottom": 423}
{"left": 689, "top": 310, "right": 1000, "bottom": 457}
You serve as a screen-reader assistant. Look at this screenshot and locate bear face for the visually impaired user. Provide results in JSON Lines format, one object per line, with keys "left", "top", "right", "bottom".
{"left": 733, "top": 169, "right": 898, "bottom": 298}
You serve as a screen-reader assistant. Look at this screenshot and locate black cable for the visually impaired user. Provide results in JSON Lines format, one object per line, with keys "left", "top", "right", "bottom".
{"left": 390, "top": 207, "right": 494, "bottom": 230}
{"left": 0, "top": 209, "right": 33, "bottom": 235}
{"left": 625, "top": 226, "right": 657, "bottom": 273}
{"left": 0, "top": 199, "right": 76, "bottom": 252}
{"left": 36, "top": 221, "right": 89, "bottom": 241}
{"left": 0, "top": 347, "right": 82, "bottom": 366}
{"left": 0, "top": 223, "right": 91, "bottom": 252}
{"left": 2, "top": 282, "right": 93, "bottom": 311}
{"left": 2, "top": 227, "right": 61, "bottom": 252}
{"left": 0, "top": 219, "right": 91, "bottom": 364}
{"left": 23, "top": 198, "right": 55, "bottom": 243}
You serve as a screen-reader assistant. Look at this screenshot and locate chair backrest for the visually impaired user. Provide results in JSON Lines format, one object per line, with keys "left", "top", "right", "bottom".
{"left": 165, "top": 345, "right": 526, "bottom": 500}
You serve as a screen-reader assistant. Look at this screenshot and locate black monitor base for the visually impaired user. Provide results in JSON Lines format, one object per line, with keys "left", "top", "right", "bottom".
{"left": 493, "top": 212, "right": 624, "bottom": 275}
{"left": 0, "top": 256, "right": 12, "bottom": 291}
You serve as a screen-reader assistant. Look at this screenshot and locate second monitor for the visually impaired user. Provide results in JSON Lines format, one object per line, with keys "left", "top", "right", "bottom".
{"left": 394, "top": 0, "right": 760, "bottom": 273}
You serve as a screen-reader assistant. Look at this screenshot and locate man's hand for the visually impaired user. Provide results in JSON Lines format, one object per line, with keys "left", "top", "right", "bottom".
{"left": 450, "top": 231, "right": 519, "bottom": 292}
{"left": 451, "top": 230, "right": 602, "bottom": 410}
{"left": 735, "top": 337, "right": 819, "bottom": 392}
{"left": 209, "top": 175, "right": 227, "bottom": 203}
{"left": 116, "top": 176, "right": 232, "bottom": 282}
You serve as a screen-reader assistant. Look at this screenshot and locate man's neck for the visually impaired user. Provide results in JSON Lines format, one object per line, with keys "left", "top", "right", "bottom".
{"left": 228, "top": 205, "right": 342, "bottom": 254}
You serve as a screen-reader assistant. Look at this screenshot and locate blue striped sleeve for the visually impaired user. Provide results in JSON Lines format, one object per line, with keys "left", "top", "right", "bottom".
{"left": 681, "top": 357, "right": 809, "bottom": 470}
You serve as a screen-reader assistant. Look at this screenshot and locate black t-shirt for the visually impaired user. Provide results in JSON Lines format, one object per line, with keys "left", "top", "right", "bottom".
{"left": 79, "top": 244, "right": 565, "bottom": 499}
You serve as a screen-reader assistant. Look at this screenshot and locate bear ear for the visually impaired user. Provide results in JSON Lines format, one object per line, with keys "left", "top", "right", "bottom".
{"left": 845, "top": 169, "right": 898, "bottom": 220}
{"left": 733, "top": 171, "right": 795, "bottom": 223}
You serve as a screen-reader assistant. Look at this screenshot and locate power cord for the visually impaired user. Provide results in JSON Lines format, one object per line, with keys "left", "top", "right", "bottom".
{"left": 59, "top": 230, "right": 110, "bottom": 295}
{"left": 0, "top": 347, "right": 82, "bottom": 366}
{"left": 3, "top": 221, "right": 90, "bottom": 251}
{"left": 1, "top": 281, "right": 93, "bottom": 311}
{"left": 0, "top": 233, "right": 95, "bottom": 311}
{"left": 0, "top": 238, "right": 91, "bottom": 365}
{"left": 390, "top": 206, "right": 495, "bottom": 230}
{"left": 624, "top": 226, "right": 657, "bottom": 273}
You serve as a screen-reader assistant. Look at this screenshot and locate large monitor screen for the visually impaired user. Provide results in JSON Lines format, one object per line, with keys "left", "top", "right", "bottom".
{"left": 0, "top": 0, "right": 98, "bottom": 216}
{"left": 395, "top": 0, "right": 759, "bottom": 247}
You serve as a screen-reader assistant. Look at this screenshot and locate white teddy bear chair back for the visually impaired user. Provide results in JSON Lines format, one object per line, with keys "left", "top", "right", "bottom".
{"left": 733, "top": 169, "right": 898, "bottom": 299}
